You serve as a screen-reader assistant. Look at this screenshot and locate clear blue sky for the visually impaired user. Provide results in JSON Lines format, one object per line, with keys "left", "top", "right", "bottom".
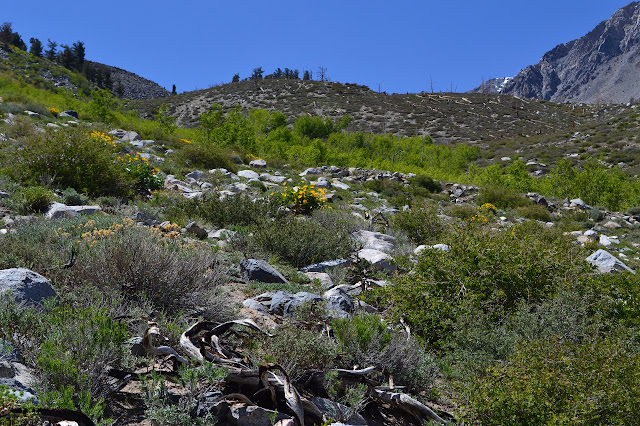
{"left": 1, "top": 1, "right": 633, "bottom": 94}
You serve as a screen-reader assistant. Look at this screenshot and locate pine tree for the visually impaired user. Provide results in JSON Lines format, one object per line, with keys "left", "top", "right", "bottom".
{"left": 232, "top": 73, "right": 240, "bottom": 83}
{"left": 29, "top": 38, "right": 43, "bottom": 57}
{"left": 0, "top": 22, "right": 12, "bottom": 47}
{"left": 172, "top": 84, "right": 177, "bottom": 95}
{"left": 58, "top": 44, "right": 74, "bottom": 69}
{"left": 251, "top": 67, "right": 264, "bottom": 80}
{"left": 72, "top": 41, "right": 85, "bottom": 68}
{"left": 45, "top": 39, "right": 57, "bottom": 60}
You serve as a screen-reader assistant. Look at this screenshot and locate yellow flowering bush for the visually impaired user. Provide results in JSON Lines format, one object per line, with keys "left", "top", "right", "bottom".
{"left": 276, "top": 183, "right": 328, "bottom": 215}
{"left": 46, "top": 107, "right": 60, "bottom": 116}
{"left": 470, "top": 214, "right": 490, "bottom": 224}
{"left": 180, "top": 138, "right": 192, "bottom": 144}
{"left": 116, "top": 152, "right": 162, "bottom": 191}
{"left": 478, "top": 203, "right": 497, "bottom": 214}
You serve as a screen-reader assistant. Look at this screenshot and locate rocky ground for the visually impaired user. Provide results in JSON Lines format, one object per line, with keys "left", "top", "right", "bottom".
{"left": 1, "top": 113, "right": 639, "bottom": 424}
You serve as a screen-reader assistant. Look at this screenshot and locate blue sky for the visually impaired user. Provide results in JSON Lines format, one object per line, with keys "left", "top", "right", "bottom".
{"left": 1, "top": 1, "right": 633, "bottom": 94}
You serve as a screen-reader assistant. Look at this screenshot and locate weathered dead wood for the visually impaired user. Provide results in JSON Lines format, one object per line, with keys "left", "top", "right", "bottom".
{"left": 3, "top": 408, "right": 95, "bottom": 426}
{"left": 143, "top": 324, "right": 188, "bottom": 364}
{"left": 259, "top": 364, "right": 305, "bottom": 426}
{"left": 370, "top": 388, "right": 447, "bottom": 424}
{"left": 180, "top": 319, "right": 273, "bottom": 364}
{"left": 180, "top": 321, "right": 218, "bottom": 363}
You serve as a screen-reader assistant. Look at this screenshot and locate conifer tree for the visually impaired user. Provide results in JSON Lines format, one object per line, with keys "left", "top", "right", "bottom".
{"left": 45, "top": 39, "right": 57, "bottom": 60}
{"left": 232, "top": 73, "right": 240, "bottom": 83}
{"left": 29, "top": 38, "right": 43, "bottom": 57}
{"left": 72, "top": 41, "right": 85, "bottom": 68}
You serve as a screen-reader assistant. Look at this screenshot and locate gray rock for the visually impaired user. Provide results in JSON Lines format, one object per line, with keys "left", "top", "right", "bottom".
{"left": 357, "top": 249, "right": 396, "bottom": 271}
{"left": 0, "top": 378, "right": 38, "bottom": 404}
{"left": 249, "top": 159, "right": 267, "bottom": 168}
{"left": 241, "top": 259, "right": 288, "bottom": 284}
{"left": 570, "top": 198, "right": 588, "bottom": 209}
{"left": 299, "top": 167, "right": 323, "bottom": 177}
{"left": 603, "top": 220, "right": 622, "bottom": 230}
{"left": 300, "top": 259, "right": 351, "bottom": 273}
{"left": 185, "top": 222, "right": 208, "bottom": 239}
{"left": 354, "top": 230, "right": 396, "bottom": 253}
{"left": 331, "top": 179, "right": 351, "bottom": 190}
{"left": 109, "top": 129, "right": 141, "bottom": 141}
{"left": 242, "top": 299, "right": 269, "bottom": 314}
{"left": 586, "top": 249, "right": 635, "bottom": 274}
{"left": 599, "top": 234, "right": 619, "bottom": 247}
{"left": 226, "top": 404, "right": 292, "bottom": 425}
{"left": 304, "top": 272, "right": 333, "bottom": 289}
{"left": 270, "top": 291, "right": 323, "bottom": 316}
{"left": 186, "top": 170, "right": 204, "bottom": 180}
{"left": 324, "top": 287, "right": 354, "bottom": 317}
{"left": 24, "top": 110, "right": 40, "bottom": 118}
{"left": 260, "top": 173, "right": 287, "bottom": 184}
{"left": 45, "top": 202, "right": 101, "bottom": 219}
{"left": 208, "top": 229, "right": 237, "bottom": 240}
{"left": 0, "top": 268, "right": 57, "bottom": 308}
{"left": 59, "top": 110, "right": 78, "bottom": 118}
{"left": 238, "top": 169, "right": 260, "bottom": 180}
{"left": 46, "top": 123, "right": 60, "bottom": 129}
{"left": 0, "top": 191, "right": 9, "bottom": 199}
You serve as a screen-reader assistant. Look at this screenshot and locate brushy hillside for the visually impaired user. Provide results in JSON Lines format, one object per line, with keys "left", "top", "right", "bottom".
{"left": 1, "top": 54, "right": 640, "bottom": 426}
{"left": 136, "top": 78, "right": 640, "bottom": 176}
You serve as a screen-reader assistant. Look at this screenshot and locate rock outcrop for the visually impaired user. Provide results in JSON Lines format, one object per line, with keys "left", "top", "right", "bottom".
{"left": 502, "top": 2, "right": 640, "bottom": 104}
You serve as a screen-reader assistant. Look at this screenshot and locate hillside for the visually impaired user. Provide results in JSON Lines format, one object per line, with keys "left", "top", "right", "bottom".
{"left": 138, "top": 78, "right": 600, "bottom": 141}
{"left": 503, "top": 2, "right": 640, "bottom": 104}
{"left": 2, "top": 32, "right": 640, "bottom": 426}
{"left": 0, "top": 45, "right": 169, "bottom": 100}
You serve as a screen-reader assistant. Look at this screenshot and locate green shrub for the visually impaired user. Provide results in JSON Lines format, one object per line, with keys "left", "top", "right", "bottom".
{"left": 391, "top": 205, "right": 444, "bottom": 244}
{"left": 61, "top": 187, "right": 90, "bottom": 205}
{"left": 249, "top": 327, "right": 337, "bottom": 381}
{"left": 63, "top": 221, "right": 230, "bottom": 316}
{"left": 172, "top": 140, "right": 238, "bottom": 172}
{"left": 464, "top": 334, "right": 640, "bottom": 425}
{"left": 627, "top": 206, "right": 640, "bottom": 216}
{"left": 332, "top": 313, "right": 439, "bottom": 393}
{"left": 35, "top": 304, "right": 128, "bottom": 397}
{"left": 371, "top": 222, "right": 589, "bottom": 349}
{"left": 171, "top": 193, "right": 280, "bottom": 228}
{"left": 410, "top": 174, "right": 441, "bottom": 194}
{"left": 249, "top": 213, "right": 357, "bottom": 268}
{"left": 589, "top": 207, "right": 605, "bottom": 221}
{"left": 363, "top": 179, "right": 405, "bottom": 199}
{"left": 294, "top": 115, "right": 334, "bottom": 139}
{"left": 516, "top": 204, "right": 552, "bottom": 222}
{"left": 477, "top": 185, "right": 531, "bottom": 209}
{"left": 19, "top": 186, "right": 54, "bottom": 213}
{"left": 0, "top": 218, "right": 71, "bottom": 270}
{"left": 4, "top": 127, "right": 134, "bottom": 197}
{"left": 445, "top": 204, "right": 476, "bottom": 219}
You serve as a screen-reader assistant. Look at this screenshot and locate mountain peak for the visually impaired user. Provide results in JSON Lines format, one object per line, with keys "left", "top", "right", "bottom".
{"left": 503, "top": 1, "right": 640, "bottom": 104}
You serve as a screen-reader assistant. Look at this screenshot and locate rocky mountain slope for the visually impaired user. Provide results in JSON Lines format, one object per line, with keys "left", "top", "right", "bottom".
{"left": 503, "top": 2, "right": 640, "bottom": 104}
{"left": 467, "top": 77, "right": 512, "bottom": 95}
{"left": 137, "top": 78, "right": 596, "bottom": 142}
{"left": 88, "top": 61, "right": 170, "bottom": 100}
